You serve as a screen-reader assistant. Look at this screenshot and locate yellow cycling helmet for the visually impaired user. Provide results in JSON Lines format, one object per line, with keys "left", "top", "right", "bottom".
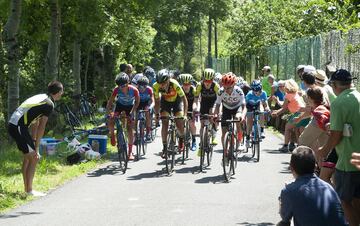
{"left": 203, "top": 68, "right": 215, "bottom": 80}
{"left": 179, "top": 74, "right": 193, "bottom": 85}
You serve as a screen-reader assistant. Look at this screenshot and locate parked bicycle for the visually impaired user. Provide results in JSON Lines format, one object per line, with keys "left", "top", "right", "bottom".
{"left": 56, "top": 102, "right": 83, "bottom": 133}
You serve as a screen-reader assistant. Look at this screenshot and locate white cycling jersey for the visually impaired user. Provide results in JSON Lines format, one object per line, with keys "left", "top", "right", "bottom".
{"left": 216, "top": 85, "right": 245, "bottom": 110}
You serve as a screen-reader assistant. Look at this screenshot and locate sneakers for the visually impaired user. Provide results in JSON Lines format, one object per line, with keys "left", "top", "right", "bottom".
{"left": 191, "top": 142, "right": 197, "bottom": 152}
{"left": 260, "top": 131, "right": 265, "bottom": 139}
{"left": 245, "top": 138, "right": 251, "bottom": 148}
{"left": 197, "top": 147, "right": 203, "bottom": 157}
{"left": 128, "top": 152, "right": 135, "bottom": 160}
{"left": 211, "top": 137, "right": 218, "bottom": 145}
{"left": 279, "top": 145, "right": 289, "bottom": 153}
{"left": 289, "top": 143, "right": 296, "bottom": 151}
{"left": 27, "top": 190, "right": 46, "bottom": 197}
{"left": 111, "top": 133, "right": 116, "bottom": 146}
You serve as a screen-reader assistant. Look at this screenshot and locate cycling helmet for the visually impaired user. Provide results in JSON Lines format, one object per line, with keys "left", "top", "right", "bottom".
{"left": 156, "top": 69, "right": 170, "bottom": 83}
{"left": 143, "top": 66, "right": 156, "bottom": 79}
{"left": 214, "top": 72, "right": 222, "bottom": 84}
{"left": 250, "top": 80, "right": 262, "bottom": 92}
{"left": 236, "top": 76, "right": 245, "bottom": 87}
{"left": 137, "top": 76, "right": 149, "bottom": 86}
{"left": 115, "top": 72, "right": 129, "bottom": 86}
{"left": 203, "top": 68, "right": 215, "bottom": 80}
{"left": 221, "top": 73, "right": 236, "bottom": 87}
{"left": 178, "top": 74, "right": 193, "bottom": 85}
{"left": 172, "top": 69, "right": 181, "bottom": 79}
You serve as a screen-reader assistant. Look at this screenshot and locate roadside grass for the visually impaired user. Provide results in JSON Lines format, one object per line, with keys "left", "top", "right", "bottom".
{"left": 0, "top": 138, "right": 117, "bottom": 214}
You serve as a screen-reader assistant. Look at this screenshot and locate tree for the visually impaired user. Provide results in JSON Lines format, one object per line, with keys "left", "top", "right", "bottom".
{"left": 3, "top": 0, "right": 22, "bottom": 120}
{"left": 45, "top": 0, "right": 60, "bottom": 80}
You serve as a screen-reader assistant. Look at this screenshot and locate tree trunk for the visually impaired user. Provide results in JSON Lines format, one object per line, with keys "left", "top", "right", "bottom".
{"left": 73, "top": 40, "right": 81, "bottom": 97}
{"left": 183, "top": 28, "right": 195, "bottom": 73}
{"left": 84, "top": 49, "right": 90, "bottom": 92}
{"left": 3, "top": 0, "right": 22, "bottom": 120}
{"left": 45, "top": 0, "right": 60, "bottom": 80}
{"left": 214, "top": 17, "right": 218, "bottom": 59}
{"left": 103, "top": 45, "right": 115, "bottom": 91}
{"left": 207, "top": 15, "right": 212, "bottom": 68}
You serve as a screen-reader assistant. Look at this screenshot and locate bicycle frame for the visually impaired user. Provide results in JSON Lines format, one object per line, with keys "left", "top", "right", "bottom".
{"left": 199, "top": 114, "right": 214, "bottom": 172}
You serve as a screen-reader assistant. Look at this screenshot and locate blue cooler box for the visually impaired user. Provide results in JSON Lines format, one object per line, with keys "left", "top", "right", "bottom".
{"left": 40, "top": 138, "right": 59, "bottom": 156}
{"left": 88, "top": 135, "right": 108, "bottom": 155}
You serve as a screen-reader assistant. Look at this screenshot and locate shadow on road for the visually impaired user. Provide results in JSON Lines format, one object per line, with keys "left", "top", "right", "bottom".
{"left": 237, "top": 222, "right": 275, "bottom": 226}
{"left": 174, "top": 165, "right": 198, "bottom": 174}
{"left": 87, "top": 163, "right": 125, "bottom": 177}
{"left": 0, "top": 211, "right": 42, "bottom": 219}
{"left": 126, "top": 170, "right": 165, "bottom": 180}
{"left": 194, "top": 174, "right": 227, "bottom": 184}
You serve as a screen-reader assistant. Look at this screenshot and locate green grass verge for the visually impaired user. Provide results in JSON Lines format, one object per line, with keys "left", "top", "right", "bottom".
{"left": 0, "top": 139, "right": 117, "bottom": 214}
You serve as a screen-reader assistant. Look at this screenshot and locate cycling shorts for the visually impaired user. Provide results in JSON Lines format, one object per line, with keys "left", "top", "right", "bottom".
{"left": 8, "top": 123, "right": 35, "bottom": 154}
{"left": 138, "top": 101, "right": 150, "bottom": 110}
{"left": 200, "top": 98, "right": 216, "bottom": 115}
{"left": 160, "top": 97, "right": 183, "bottom": 116}
{"left": 115, "top": 104, "right": 133, "bottom": 116}
{"left": 221, "top": 106, "right": 241, "bottom": 128}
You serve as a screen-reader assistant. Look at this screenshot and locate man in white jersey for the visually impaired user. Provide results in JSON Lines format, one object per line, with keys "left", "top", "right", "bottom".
{"left": 214, "top": 73, "right": 247, "bottom": 152}
{"left": 8, "top": 81, "right": 63, "bottom": 196}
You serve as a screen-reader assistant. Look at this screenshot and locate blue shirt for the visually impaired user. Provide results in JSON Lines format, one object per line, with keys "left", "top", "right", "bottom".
{"left": 245, "top": 90, "right": 267, "bottom": 110}
{"left": 279, "top": 174, "right": 346, "bottom": 226}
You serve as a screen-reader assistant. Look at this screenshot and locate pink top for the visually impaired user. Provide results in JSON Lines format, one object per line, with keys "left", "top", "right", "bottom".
{"left": 285, "top": 93, "right": 305, "bottom": 113}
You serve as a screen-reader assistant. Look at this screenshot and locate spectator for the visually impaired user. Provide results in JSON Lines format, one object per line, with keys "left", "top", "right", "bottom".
{"left": 314, "top": 69, "right": 336, "bottom": 103}
{"left": 277, "top": 146, "right": 347, "bottom": 226}
{"left": 296, "top": 65, "right": 306, "bottom": 91}
{"left": 272, "top": 79, "right": 308, "bottom": 152}
{"left": 119, "top": 63, "right": 127, "bottom": 73}
{"left": 319, "top": 69, "right": 360, "bottom": 226}
{"left": 8, "top": 81, "right": 64, "bottom": 196}
{"left": 126, "top": 64, "right": 134, "bottom": 79}
{"left": 261, "top": 65, "right": 272, "bottom": 96}
{"left": 271, "top": 80, "right": 286, "bottom": 107}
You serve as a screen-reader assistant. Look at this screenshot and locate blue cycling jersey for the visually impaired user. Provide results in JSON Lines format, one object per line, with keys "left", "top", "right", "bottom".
{"left": 246, "top": 90, "right": 267, "bottom": 109}
{"left": 111, "top": 85, "right": 139, "bottom": 106}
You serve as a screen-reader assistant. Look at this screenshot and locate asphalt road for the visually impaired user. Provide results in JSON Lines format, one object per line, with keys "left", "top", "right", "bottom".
{"left": 0, "top": 129, "right": 293, "bottom": 226}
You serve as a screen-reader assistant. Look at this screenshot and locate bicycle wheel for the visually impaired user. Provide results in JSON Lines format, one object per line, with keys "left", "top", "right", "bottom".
{"left": 223, "top": 132, "right": 233, "bottom": 182}
{"left": 254, "top": 130, "right": 260, "bottom": 162}
{"left": 182, "top": 121, "right": 190, "bottom": 164}
{"left": 206, "top": 128, "right": 214, "bottom": 167}
{"left": 135, "top": 132, "right": 141, "bottom": 161}
{"left": 141, "top": 121, "right": 147, "bottom": 156}
{"left": 199, "top": 127, "right": 208, "bottom": 171}
{"left": 117, "top": 130, "right": 128, "bottom": 173}
{"left": 165, "top": 132, "right": 176, "bottom": 175}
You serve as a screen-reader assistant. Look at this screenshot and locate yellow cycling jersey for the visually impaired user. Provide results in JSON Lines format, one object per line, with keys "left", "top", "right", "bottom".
{"left": 153, "top": 79, "right": 185, "bottom": 102}
{"left": 195, "top": 81, "right": 220, "bottom": 98}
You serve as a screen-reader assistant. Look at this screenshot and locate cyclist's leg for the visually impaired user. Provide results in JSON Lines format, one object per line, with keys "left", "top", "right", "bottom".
{"left": 145, "top": 110, "right": 151, "bottom": 138}
{"left": 160, "top": 98, "right": 170, "bottom": 156}
{"left": 221, "top": 107, "right": 232, "bottom": 152}
{"left": 174, "top": 99, "right": 185, "bottom": 151}
{"left": 122, "top": 106, "right": 134, "bottom": 159}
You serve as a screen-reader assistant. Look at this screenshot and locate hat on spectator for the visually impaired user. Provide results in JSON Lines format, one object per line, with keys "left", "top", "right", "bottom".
{"left": 303, "top": 65, "right": 316, "bottom": 74}
{"left": 268, "top": 74, "right": 275, "bottom": 80}
{"left": 262, "top": 66, "right": 271, "bottom": 71}
{"left": 314, "top": 70, "right": 328, "bottom": 85}
{"left": 329, "top": 69, "right": 353, "bottom": 82}
{"left": 296, "top": 65, "right": 306, "bottom": 72}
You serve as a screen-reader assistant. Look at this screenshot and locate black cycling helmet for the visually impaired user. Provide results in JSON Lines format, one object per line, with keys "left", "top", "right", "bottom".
{"left": 137, "top": 76, "right": 149, "bottom": 86}
{"left": 156, "top": 69, "right": 170, "bottom": 83}
{"left": 115, "top": 72, "right": 129, "bottom": 86}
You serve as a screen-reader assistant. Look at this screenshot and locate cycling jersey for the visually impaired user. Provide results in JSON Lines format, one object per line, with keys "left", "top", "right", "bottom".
{"left": 139, "top": 86, "right": 153, "bottom": 103}
{"left": 195, "top": 82, "right": 220, "bottom": 100}
{"left": 245, "top": 90, "right": 268, "bottom": 110}
{"left": 111, "top": 85, "right": 139, "bottom": 106}
{"left": 183, "top": 85, "right": 196, "bottom": 111}
{"left": 9, "top": 94, "right": 54, "bottom": 127}
{"left": 153, "top": 79, "right": 185, "bottom": 102}
{"left": 216, "top": 85, "right": 245, "bottom": 110}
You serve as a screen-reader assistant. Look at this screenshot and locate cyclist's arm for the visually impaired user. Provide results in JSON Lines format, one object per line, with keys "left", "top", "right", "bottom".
{"left": 182, "top": 95, "right": 188, "bottom": 116}
{"left": 132, "top": 88, "right": 140, "bottom": 115}
{"left": 148, "top": 92, "right": 155, "bottom": 110}
{"left": 106, "top": 89, "right": 117, "bottom": 113}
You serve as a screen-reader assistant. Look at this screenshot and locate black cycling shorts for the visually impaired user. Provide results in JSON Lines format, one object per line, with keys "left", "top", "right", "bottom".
{"left": 200, "top": 99, "right": 216, "bottom": 115}
{"left": 138, "top": 101, "right": 149, "bottom": 110}
{"left": 221, "top": 106, "right": 241, "bottom": 128}
{"left": 8, "top": 123, "right": 35, "bottom": 154}
{"left": 115, "top": 104, "right": 133, "bottom": 116}
{"left": 160, "top": 97, "right": 182, "bottom": 115}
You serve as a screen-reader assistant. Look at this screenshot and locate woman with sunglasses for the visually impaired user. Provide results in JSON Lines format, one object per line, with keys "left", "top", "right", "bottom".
{"left": 194, "top": 68, "right": 220, "bottom": 150}
{"left": 245, "top": 80, "right": 270, "bottom": 148}
{"left": 214, "top": 73, "right": 247, "bottom": 152}
{"left": 107, "top": 72, "right": 140, "bottom": 160}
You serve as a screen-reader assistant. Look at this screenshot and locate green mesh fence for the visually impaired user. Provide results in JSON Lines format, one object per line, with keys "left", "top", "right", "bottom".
{"left": 211, "top": 28, "right": 360, "bottom": 89}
